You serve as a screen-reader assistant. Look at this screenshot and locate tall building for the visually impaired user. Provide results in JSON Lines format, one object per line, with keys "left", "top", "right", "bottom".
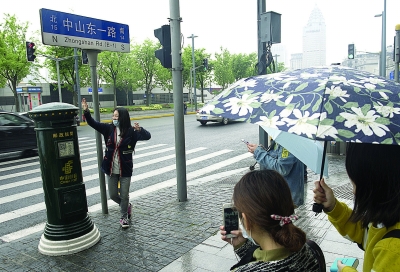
{"left": 290, "top": 53, "right": 303, "bottom": 70}
{"left": 302, "top": 6, "right": 326, "bottom": 68}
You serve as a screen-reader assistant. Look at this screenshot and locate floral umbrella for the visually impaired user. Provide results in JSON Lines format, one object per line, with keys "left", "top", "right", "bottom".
{"left": 205, "top": 65, "right": 400, "bottom": 145}
{"left": 205, "top": 65, "right": 400, "bottom": 212}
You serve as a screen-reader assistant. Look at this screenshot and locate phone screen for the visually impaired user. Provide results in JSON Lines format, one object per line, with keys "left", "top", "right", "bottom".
{"left": 224, "top": 207, "right": 239, "bottom": 234}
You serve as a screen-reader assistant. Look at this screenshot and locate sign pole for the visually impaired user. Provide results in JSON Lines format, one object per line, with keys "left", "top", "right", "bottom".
{"left": 74, "top": 48, "right": 82, "bottom": 121}
{"left": 86, "top": 49, "right": 108, "bottom": 214}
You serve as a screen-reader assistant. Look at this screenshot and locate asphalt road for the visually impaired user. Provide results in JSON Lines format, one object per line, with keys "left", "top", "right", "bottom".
{"left": 0, "top": 115, "right": 260, "bottom": 242}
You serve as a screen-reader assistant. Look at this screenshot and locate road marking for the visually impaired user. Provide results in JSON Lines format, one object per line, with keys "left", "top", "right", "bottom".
{"left": 0, "top": 160, "right": 250, "bottom": 243}
{"left": 0, "top": 146, "right": 204, "bottom": 198}
{"left": 0, "top": 143, "right": 163, "bottom": 180}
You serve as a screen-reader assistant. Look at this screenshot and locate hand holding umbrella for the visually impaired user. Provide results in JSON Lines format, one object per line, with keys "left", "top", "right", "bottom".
{"left": 313, "top": 178, "right": 336, "bottom": 213}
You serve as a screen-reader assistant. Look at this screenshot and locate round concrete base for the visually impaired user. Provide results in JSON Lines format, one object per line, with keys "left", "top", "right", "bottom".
{"left": 38, "top": 224, "right": 100, "bottom": 256}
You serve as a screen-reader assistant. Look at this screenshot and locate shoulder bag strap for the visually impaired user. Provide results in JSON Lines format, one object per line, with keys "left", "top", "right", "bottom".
{"left": 230, "top": 245, "right": 258, "bottom": 270}
{"left": 306, "top": 240, "right": 326, "bottom": 272}
{"left": 382, "top": 229, "right": 400, "bottom": 240}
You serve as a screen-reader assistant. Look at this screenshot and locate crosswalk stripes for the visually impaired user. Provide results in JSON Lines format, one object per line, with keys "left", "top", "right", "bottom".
{"left": 0, "top": 136, "right": 252, "bottom": 243}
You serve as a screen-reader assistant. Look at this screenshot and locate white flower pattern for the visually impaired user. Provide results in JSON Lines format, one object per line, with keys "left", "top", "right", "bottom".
{"left": 224, "top": 93, "right": 258, "bottom": 116}
{"left": 340, "top": 108, "right": 389, "bottom": 137}
{"left": 202, "top": 66, "right": 400, "bottom": 144}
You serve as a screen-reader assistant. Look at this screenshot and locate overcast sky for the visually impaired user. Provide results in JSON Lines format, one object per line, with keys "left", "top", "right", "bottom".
{"left": 2, "top": 0, "right": 400, "bottom": 66}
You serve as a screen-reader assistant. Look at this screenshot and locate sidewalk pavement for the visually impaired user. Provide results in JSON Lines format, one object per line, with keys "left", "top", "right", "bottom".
{"left": 0, "top": 157, "right": 363, "bottom": 272}
{"left": 0, "top": 111, "right": 363, "bottom": 272}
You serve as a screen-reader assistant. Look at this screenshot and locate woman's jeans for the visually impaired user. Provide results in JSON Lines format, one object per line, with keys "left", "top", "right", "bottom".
{"left": 107, "top": 174, "right": 131, "bottom": 219}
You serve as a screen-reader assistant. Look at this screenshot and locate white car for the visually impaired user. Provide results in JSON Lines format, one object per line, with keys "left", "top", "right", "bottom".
{"left": 196, "top": 108, "right": 230, "bottom": 125}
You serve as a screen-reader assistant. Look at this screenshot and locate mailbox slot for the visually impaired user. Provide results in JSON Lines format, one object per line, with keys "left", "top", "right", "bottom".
{"left": 55, "top": 184, "right": 88, "bottom": 219}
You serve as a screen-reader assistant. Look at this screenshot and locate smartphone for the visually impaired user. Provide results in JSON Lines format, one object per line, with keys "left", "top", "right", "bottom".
{"left": 330, "top": 257, "right": 359, "bottom": 272}
{"left": 223, "top": 203, "right": 239, "bottom": 238}
{"left": 241, "top": 139, "right": 249, "bottom": 145}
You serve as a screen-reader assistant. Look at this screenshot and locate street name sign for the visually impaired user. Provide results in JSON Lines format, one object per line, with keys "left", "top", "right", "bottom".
{"left": 40, "top": 8, "right": 130, "bottom": 53}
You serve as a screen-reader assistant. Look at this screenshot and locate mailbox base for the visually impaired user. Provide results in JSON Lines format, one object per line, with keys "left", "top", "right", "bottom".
{"left": 38, "top": 224, "right": 100, "bottom": 256}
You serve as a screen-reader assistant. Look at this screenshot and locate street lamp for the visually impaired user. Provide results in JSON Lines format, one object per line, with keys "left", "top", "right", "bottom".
{"left": 42, "top": 54, "right": 74, "bottom": 102}
{"left": 375, "top": 0, "right": 387, "bottom": 77}
{"left": 187, "top": 34, "right": 198, "bottom": 111}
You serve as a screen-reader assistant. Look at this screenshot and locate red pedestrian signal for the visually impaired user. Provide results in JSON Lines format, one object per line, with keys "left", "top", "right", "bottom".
{"left": 26, "top": 42, "right": 36, "bottom": 62}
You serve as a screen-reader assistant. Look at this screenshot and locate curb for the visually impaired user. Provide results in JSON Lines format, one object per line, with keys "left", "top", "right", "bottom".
{"left": 79, "top": 112, "right": 195, "bottom": 126}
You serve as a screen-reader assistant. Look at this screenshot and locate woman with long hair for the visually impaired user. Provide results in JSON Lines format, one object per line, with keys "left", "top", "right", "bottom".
{"left": 83, "top": 102, "right": 151, "bottom": 228}
{"left": 314, "top": 142, "right": 400, "bottom": 271}
{"left": 220, "top": 170, "right": 320, "bottom": 271}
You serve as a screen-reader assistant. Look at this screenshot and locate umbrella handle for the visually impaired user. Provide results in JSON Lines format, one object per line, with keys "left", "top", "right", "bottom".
{"left": 312, "top": 203, "right": 324, "bottom": 215}
{"left": 250, "top": 161, "right": 258, "bottom": 171}
{"left": 312, "top": 141, "right": 328, "bottom": 215}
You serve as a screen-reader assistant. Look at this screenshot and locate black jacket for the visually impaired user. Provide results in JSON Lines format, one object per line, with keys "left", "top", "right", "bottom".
{"left": 84, "top": 111, "right": 151, "bottom": 177}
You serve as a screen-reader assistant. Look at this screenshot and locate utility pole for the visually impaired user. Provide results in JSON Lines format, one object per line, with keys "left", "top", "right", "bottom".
{"left": 375, "top": 0, "right": 387, "bottom": 77}
{"left": 395, "top": 24, "right": 400, "bottom": 83}
{"left": 170, "top": 0, "right": 187, "bottom": 201}
{"left": 257, "top": 0, "right": 269, "bottom": 167}
{"left": 187, "top": 34, "right": 198, "bottom": 111}
{"left": 383, "top": 0, "right": 387, "bottom": 77}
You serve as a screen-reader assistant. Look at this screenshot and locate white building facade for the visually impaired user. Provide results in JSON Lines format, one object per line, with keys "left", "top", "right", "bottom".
{"left": 302, "top": 6, "right": 327, "bottom": 68}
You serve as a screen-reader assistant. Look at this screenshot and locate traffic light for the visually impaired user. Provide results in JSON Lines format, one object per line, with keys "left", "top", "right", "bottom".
{"left": 203, "top": 58, "right": 208, "bottom": 70}
{"left": 82, "top": 50, "right": 88, "bottom": 65}
{"left": 154, "top": 25, "right": 172, "bottom": 68}
{"left": 348, "top": 44, "right": 355, "bottom": 59}
{"left": 26, "top": 42, "right": 36, "bottom": 62}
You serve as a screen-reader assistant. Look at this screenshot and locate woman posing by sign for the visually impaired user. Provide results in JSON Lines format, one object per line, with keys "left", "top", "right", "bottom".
{"left": 82, "top": 101, "right": 151, "bottom": 228}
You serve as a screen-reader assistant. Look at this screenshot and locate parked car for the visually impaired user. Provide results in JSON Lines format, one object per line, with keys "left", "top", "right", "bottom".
{"left": 196, "top": 108, "right": 231, "bottom": 125}
{"left": 0, "top": 112, "right": 37, "bottom": 159}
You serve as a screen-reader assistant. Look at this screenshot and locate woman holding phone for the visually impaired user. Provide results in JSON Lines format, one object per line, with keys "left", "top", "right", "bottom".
{"left": 82, "top": 100, "right": 151, "bottom": 228}
{"left": 220, "top": 170, "right": 321, "bottom": 271}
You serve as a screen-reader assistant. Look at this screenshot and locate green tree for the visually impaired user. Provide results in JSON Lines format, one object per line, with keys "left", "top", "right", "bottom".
{"left": 213, "top": 47, "right": 235, "bottom": 91}
{"left": 98, "top": 51, "right": 131, "bottom": 108}
{"left": 154, "top": 62, "right": 173, "bottom": 103}
{"left": 0, "top": 14, "right": 39, "bottom": 112}
{"left": 181, "top": 46, "right": 193, "bottom": 88}
{"left": 231, "top": 53, "right": 258, "bottom": 80}
{"left": 43, "top": 46, "right": 90, "bottom": 106}
{"left": 116, "top": 50, "right": 142, "bottom": 106}
{"left": 182, "top": 46, "right": 213, "bottom": 103}
{"left": 133, "top": 39, "right": 159, "bottom": 106}
{"left": 194, "top": 49, "right": 212, "bottom": 103}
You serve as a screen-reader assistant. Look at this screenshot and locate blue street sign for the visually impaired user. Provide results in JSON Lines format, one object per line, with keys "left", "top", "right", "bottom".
{"left": 16, "top": 87, "right": 43, "bottom": 93}
{"left": 88, "top": 87, "right": 103, "bottom": 93}
{"left": 40, "top": 8, "right": 130, "bottom": 53}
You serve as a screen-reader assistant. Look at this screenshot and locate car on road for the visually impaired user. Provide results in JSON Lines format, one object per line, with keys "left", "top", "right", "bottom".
{"left": 0, "top": 111, "right": 37, "bottom": 159}
{"left": 196, "top": 107, "right": 231, "bottom": 125}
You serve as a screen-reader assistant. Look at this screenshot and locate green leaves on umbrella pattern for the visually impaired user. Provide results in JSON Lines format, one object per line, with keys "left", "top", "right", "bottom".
{"left": 204, "top": 66, "right": 400, "bottom": 145}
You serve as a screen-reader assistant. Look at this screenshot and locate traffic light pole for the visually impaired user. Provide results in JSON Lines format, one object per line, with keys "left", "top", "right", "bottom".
{"left": 170, "top": 0, "right": 187, "bottom": 201}
{"left": 86, "top": 49, "right": 108, "bottom": 214}
{"left": 257, "top": 0, "right": 269, "bottom": 169}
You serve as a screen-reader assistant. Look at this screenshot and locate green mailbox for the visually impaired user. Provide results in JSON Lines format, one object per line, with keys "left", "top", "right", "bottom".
{"left": 29, "top": 102, "right": 100, "bottom": 256}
